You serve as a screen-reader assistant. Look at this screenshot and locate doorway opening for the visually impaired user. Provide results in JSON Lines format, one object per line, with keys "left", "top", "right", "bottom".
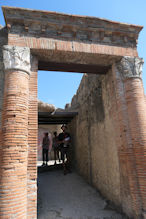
{"left": 37, "top": 68, "right": 125, "bottom": 219}
{"left": 37, "top": 70, "right": 82, "bottom": 169}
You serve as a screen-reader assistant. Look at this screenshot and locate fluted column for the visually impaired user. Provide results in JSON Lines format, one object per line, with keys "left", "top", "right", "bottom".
{"left": 0, "top": 45, "right": 30, "bottom": 218}
{"left": 113, "top": 56, "right": 146, "bottom": 218}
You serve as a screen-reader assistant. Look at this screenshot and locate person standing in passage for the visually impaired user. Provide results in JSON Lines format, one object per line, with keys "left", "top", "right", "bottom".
{"left": 58, "top": 125, "right": 71, "bottom": 175}
{"left": 52, "top": 131, "right": 60, "bottom": 165}
{"left": 42, "top": 132, "right": 50, "bottom": 166}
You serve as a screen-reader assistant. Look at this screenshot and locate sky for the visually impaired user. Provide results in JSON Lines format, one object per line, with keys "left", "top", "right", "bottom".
{"left": 0, "top": 0, "right": 146, "bottom": 108}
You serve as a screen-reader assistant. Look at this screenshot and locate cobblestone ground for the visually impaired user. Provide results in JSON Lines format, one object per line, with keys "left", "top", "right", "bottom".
{"left": 37, "top": 170, "right": 126, "bottom": 219}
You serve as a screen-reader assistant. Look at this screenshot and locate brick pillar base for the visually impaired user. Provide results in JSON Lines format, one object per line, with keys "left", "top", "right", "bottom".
{"left": 0, "top": 46, "right": 30, "bottom": 218}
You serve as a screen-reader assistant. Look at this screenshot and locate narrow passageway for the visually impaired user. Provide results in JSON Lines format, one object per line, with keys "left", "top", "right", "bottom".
{"left": 37, "top": 170, "right": 125, "bottom": 219}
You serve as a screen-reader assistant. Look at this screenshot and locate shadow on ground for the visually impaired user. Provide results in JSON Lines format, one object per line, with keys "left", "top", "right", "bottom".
{"left": 37, "top": 165, "right": 127, "bottom": 219}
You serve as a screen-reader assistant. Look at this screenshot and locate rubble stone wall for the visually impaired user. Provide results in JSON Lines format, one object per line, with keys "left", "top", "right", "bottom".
{"left": 69, "top": 71, "right": 121, "bottom": 208}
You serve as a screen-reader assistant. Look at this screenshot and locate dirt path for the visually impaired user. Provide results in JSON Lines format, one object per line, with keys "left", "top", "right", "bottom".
{"left": 37, "top": 170, "right": 125, "bottom": 219}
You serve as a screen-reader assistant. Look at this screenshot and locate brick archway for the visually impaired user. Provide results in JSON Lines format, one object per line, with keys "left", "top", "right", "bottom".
{"left": 0, "top": 6, "right": 146, "bottom": 219}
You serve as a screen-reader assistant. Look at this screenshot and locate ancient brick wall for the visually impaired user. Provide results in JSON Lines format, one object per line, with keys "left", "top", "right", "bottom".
{"left": 0, "top": 46, "right": 30, "bottom": 218}
{"left": 0, "top": 6, "right": 145, "bottom": 219}
{"left": 69, "top": 72, "right": 121, "bottom": 208}
{"left": 27, "top": 56, "right": 38, "bottom": 218}
{"left": 69, "top": 56, "right": 146, "bottom": 218}
{"left": 112, "top": 58, "right": 146, "bottom": 218}
{"left": 0, "top": 27, "right": 7, "bottom": 128}
{"left": 0, "top": 61, "right": 4, "bottom": 128}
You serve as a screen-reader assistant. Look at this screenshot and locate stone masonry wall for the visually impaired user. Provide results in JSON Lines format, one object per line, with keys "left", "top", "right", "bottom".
{"left": 69, "top": 72, "right": 121, "bottom": 208}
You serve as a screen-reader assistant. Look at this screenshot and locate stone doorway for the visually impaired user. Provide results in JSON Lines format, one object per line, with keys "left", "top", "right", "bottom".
{"left": 0, "top": 6, "right": 146, "bottom": 219}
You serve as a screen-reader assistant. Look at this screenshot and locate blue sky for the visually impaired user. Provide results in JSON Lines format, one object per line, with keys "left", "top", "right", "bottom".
{"left": 0, "top": 0, "right": 146, "bottom": 108}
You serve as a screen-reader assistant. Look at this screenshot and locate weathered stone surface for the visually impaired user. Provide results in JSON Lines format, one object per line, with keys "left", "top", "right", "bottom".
{"left": 69, "top": 72, "right": 121, "bottom": 209}
{"left": 113, "top": 56, "right": 146, "bottom": 218}
{"left": 3, "top": 45, "right": 30, "bottom": 74}
{"left": 0, "top": 62, "right": 30, "bottom": 218}
{"left": 116, "top": 56, "right": 144, "bottom": 79}
{"left": 38, "top": 100, "right": 55, "bottom": 113}
{"left": 2, "top": 6, "right": 143, "bottom": 48}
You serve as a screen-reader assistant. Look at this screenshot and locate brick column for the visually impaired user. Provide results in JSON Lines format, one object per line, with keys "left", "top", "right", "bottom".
{"left": 0, "top": 45, "right": 30, "bottom": 218}
{"left": 113, "top": 57, "right": 146, "bottom": 218}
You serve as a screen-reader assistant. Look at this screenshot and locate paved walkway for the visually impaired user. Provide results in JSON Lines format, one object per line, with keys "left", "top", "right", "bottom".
{"left": 37, "top": 169, "right": 126, "bottom": 219}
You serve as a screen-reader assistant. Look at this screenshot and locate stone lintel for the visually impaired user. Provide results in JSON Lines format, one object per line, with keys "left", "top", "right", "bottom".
{"left": 2, "top": 6, "right": 143, "bottom": 48}
{"left": 3, "top": 45, "right": 30, "bottom": 74}
{"left": 115, "top": 56, "right": 144, "bottom": 79}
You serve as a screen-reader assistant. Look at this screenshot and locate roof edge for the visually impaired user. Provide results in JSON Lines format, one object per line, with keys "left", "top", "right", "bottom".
{"left": 2, "top": 5, "right": 143, "bottom": 33}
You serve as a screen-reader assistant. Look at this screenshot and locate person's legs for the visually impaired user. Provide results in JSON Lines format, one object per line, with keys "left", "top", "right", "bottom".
{"left": 66, "top": 148, "right": 71, "bottom": 172}
{"left": 61, "top": 148, "right": 65, "bottom": 163}
{"left": 46, "top": 149, "right": 48, "bottom": 165}
{"left": 64, "top": 147, "right": 71, "bottom": 174}
{"left": 54, "top": 148, "right": 57, "bottom": 164}
{"left": 56, "top": 148, "right": 60, "bottom": 160}
{"left": 61, "top": 147, "right": 67, "bottom": 174}
{"left": 58, "top": 147, "right": 61, "bottom": 162}
{"left": 42, "top": 149, "right": 45, "bottom": 166}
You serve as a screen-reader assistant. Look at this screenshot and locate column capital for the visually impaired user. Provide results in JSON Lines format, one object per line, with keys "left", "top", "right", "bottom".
{"left": 3, "top": 45, "right": 30, "bottom": 74}
{"left": 115, "top": 56, "right": 144, "bottom": 79}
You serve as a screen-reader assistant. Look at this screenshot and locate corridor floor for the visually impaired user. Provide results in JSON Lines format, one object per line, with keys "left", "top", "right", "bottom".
{"left": 37, "top": 170, "right": 126, "bottom": 219}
